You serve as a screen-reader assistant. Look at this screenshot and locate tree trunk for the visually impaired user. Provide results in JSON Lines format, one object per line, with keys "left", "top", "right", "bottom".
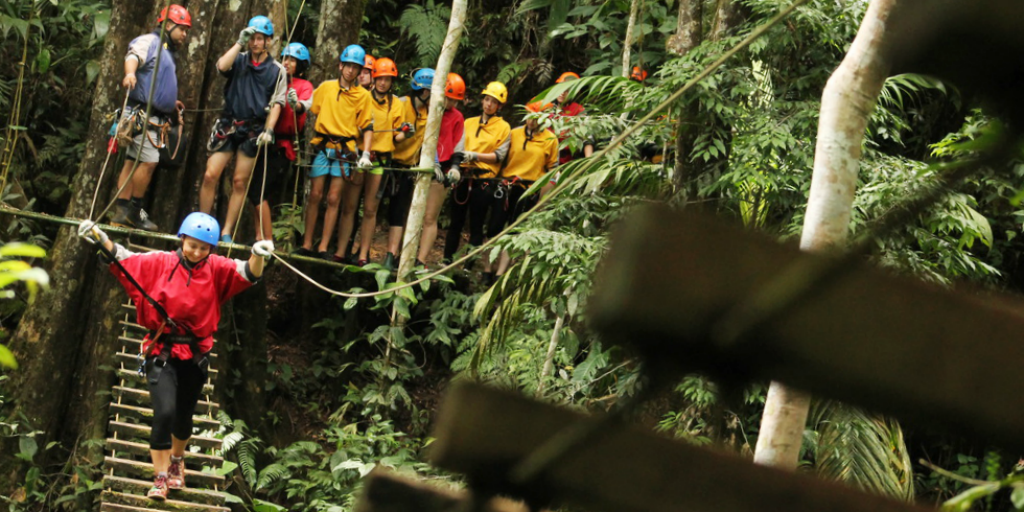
{"left": 753, "top": 0, "right": 898, "bottom": 471}
{"left": 621, "top": 0, "right": 640, "bottom": 78}
{"left": 309, "top": 0, "right": 368, "bottom": 85}
{"left": 1, "top": 0, "right": 153, "bottom": 487}
{"left": 537, "top": 315, "right": 564, "bottom": 396}
{"left": 667, "top": 0, "right": 702, "bottom": 193}
{"left": 710, "top": 0, "right": 746, "bottom": 41}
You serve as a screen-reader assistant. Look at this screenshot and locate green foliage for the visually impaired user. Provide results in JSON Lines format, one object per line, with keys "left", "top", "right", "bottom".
{"left": 397, "top": 0, "right": 451, "bottom": 69}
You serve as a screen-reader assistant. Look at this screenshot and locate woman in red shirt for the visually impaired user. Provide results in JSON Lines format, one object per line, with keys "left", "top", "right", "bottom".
{"left": 78, "top": 213, "right": 271, "bottom": 500}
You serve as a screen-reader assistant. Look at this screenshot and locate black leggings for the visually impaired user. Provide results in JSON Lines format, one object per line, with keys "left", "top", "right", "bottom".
{"left": 386, "top": 172, "right": 416, "bottom": 228}
{"left": 487, "top": 185, "right": 538, "bottom": 236}
{"left": 444, "top": 179, "right": 500, "bottom": 261}
{"left": 146, "top": 356, "right": 209, "bottom": 450}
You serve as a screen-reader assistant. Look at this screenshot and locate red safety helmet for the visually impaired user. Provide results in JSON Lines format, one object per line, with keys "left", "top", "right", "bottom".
{"left": 445, "top": 73, "right": 466, "bottom": 100}
{"left": 630, "top": 66, "right": 648, "bottom": 82}
{"left": 373, "top": 58, "right": 398, "bottom": 78}
{"left": 555, "top": 72, "right": 580, "bottom": 84}
{"left": 364, "top": 55, "right": 376, "bottom": 70}
{"left": 157, "top": 5, "right": 192, "bottom": 28}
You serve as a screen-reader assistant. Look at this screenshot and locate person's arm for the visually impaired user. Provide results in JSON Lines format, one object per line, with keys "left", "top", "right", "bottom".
{"left": 216, "top": 44, "right": 243, "bottom": 73}
{"left": 362, "top": 125, "right": 374, "bottom": 153}
{"left": 264, "top": 103, "right": 282, "bottom": 132}
{"left": 248, "top": 252, "right": 265, "bottom": 278}
{"left": 123, "top": 57, "right": 140, "bottom": 89}
{"left": 473, "top": 134, "right": 511, "bottom": 165}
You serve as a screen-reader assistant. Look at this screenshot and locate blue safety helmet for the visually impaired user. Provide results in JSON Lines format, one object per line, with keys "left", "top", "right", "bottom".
{"left": 281, "top": 42, "right": 311, "bottom": 63}
{"left": 411, "top": 68, "right": 435, "bottom": 91}
{"left": 178, "top": 212, "right": 221, "bottom": 247}
{"left": 339, "top": 44, "right": 366, "bottom": 65}
{"left": 248, "top": 15, "right": 274, "bottom": 37}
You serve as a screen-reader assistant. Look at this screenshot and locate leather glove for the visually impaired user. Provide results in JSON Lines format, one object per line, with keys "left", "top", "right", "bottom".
{"left": 433, "top": 161, "right": 444, "bottom": 182}
{"left": 237, "top": 26, "right": 257, "bottom": 47}
{"left": 78, "top": 220, "right": 108, "bottom": 245}
{"left": 399, "top": 122, "right": 414, "bottom": 135}
{"left": 287, "top": 88, "right": 300, "bottom": 109}
{"left": 358, "top": 150, "right": 373, "bottom": 170}
{"left": 256, "top": 129, "right": 274, "bottom": 146}
{"left": 252, "top": 240, "right": 275, "bottom": 258}
{"left": 446, "top": 167, "right": 461, "bottom": 184}
{"left": 462, "top": 151, "right": 478, "bottom": 163}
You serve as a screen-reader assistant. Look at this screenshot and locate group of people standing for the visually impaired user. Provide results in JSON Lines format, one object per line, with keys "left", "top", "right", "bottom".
{"left": 109, "top": 5, "right": 593, "bottom": 278}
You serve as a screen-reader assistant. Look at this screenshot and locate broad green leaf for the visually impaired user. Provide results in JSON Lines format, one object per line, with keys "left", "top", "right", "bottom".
{"left": 0, "top": 243, "right": 43, "bottom": 259}
{"left": 86, "top": 60, "right": 101, "bottom": 84}
{"left": 35, "top": 48, "right": 50, "bottom": 74}
{"left": 0, "top": 344, "right": 17, "bottom": 369}
{"left": 18, "top": 436, "right": 37, "bottom": 461}
{"left": 93, "top": 10, "right": 111, "bottom": 40}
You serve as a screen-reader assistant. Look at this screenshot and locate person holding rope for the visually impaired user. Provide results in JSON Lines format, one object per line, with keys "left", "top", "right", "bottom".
{"left": 414, "top": 72, "right": 465, "bottom": 268}
{"left": 200, "top": 15, "right": 287, "bottom": 244}
{"left": 294, "top": 44, "right": 374, "bottom": 260}
{"left": 76, "top": 213, "right": 271, "bottom": 500}
{"left": 245, "top": 42, "right": 313, "bottom": 243}
{"left": 110, "top": 5, "right": 192, "bottom": 232}
{"left": 487, "top": 102, "right": 559, "bottom": 282}
{"left": 382, "top": 68, "right": 433, "bottom": 270}
{"left": 444, "top": 81, "right": 512, "bottom": 269}
{"left": 333, "top": 57, "right": 411, "bottom": 266}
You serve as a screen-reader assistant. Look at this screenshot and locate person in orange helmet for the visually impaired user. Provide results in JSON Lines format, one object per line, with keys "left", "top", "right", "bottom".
{"left": 359, "top": 54, "right": 375, "bottom": 88}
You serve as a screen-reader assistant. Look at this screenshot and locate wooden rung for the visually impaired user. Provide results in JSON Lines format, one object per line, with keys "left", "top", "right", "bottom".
{"left": 108, "top": 422, "right": 222, "bottom": 450}
{"left": 102, "top": 475, "right": 226, "bottom": 506}
{"left": 113, "top": 353, "right": 219, "bottom": 376}
{"left": 589, "top": 206, "right": 1024, "bottom": 452}
{"left": 120, "top": 320, "right": 149, "bottom": 334}
{"left": 104, "top": 457, "right": 225, "bottom": 487}
{"left": 106, "top": 439, "right": 223, "bottom": 466}
{"left": 115, "top": 369, "right": 214, "bottom": 395}
{"left": 112, "top": 387, "right": 219, "bottom": 414}
{"left": 101, "top": 503, "right": 170, "bottom": 512}
{"left": 355, "top": 470, "right": 531, "bottom": 512}
{"left": 101, "top": 490, "right": 229, "bottom": 512}
{"left": 109, "top": 404, "right": 220, "bottom": 431}
{"left": 429, "top": 383, "right": 930, "bottom": 512}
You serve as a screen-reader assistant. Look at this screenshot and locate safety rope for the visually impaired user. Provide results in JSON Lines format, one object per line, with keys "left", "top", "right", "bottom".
{"left": 0, "top": 13, "right": 31, "bottom": 198}
{"left": 88, "top": 90, "right": 132, "bottom": 220}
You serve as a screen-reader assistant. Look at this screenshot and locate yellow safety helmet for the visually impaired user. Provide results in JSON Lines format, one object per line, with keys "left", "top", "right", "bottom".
{"left": 481, "top": 81, "right": 508, "bottom": 104}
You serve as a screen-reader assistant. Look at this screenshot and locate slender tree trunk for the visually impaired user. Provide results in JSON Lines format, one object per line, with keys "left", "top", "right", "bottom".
{"left": 667, "top": 0, "right": 702, "bottom": 193}
{"left": 753, "top": 0, "right": 898, "bottom": 471}
{"left": 0, "top": 0, "right": 152, "bottom": 487}
{"left": 621, "top": 0, "right": 640, "bottom": 78}
{"left": 710, "top": 0, "right": 746, "bottom": 41}
{"left": 309, "top": 0, "right": 368, "bottom": 85}
{"left": 537, "top": 315, "right": 564, "bottom": 396}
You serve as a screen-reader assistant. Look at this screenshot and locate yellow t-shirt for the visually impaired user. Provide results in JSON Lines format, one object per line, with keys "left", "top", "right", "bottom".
{"left": 393, "top": 96, "right": 429, "bottom": 166}
{"left": 369, "top": 92, "right": 405, "bottom": 154}
{"left": 463, "top": 115, "right": 511, "bottom": 179}
{"left": 501, "top": 126, "right": 559, "bottom": 183}
{"left": 310, "top": 81, "right": 372, "bottom": 152}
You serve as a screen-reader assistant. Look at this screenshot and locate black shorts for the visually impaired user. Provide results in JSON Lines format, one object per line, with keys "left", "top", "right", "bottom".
{"left": 247, "top": 145, "right": 291, "bottom": 208}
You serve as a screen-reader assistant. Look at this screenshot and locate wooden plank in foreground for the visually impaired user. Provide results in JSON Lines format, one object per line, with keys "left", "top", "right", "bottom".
{"left": 429, "top": 383, "right": 931, "bottom": 512}
{"left": 355, "top": 470, "right": 530, "bottom": 512}
{"left": 589, "top": 206, "right": 1024, "bottom": 452}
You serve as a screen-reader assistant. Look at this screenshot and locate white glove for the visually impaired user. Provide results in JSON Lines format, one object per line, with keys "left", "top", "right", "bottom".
{"left": 237, "top": 27, "right": 257, "bottom": 47}
{"left": 287, "top": 88, "right": 300, "bottom": 109}
{"left": 462, "top": 151, "right": 478, "bottom": 163}
{"left": 256, "top": 129, "right": 274, "bottom": 146}
{"left": 78, "top": 220, "right": 108, "bottom": 245}
{"left": 446, "top": 168, "right": 461, "bottom": 184}
{"left": 252, "top": 240, "right": 275, "bottom": 258}
{"left": 433, "top": 161, "right": 444, "bottom": 182}
{"left": 358, "top": 150, "right": 373, "bottom": 170}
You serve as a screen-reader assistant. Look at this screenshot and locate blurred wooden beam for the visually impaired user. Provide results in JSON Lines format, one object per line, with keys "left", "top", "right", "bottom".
{"left": 430, "top": 383, "right": 930, "bottom": 512}
{"left": 355, "top": 470, "right": 530, "bottom": 512}
{"left": 589, "top": 205, "right": 1024, "bottom": 452}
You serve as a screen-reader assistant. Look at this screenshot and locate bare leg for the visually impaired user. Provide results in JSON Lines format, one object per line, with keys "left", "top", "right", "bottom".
{"left": 223, "top": 153, "right": 256, "bottom": 237}
{"left": 357, "top": 174, "right": 383, "bottom": 261}
{"left": 150, "top": 449, "right": 171, "bottom": 475}
{"left": 319, "top": 177, "right": 344, "bottom": 253}
{"left": 334, "top": 177, "right": 363, "bottom": 258}
{"left": 302, "top": 176, "right": 326, "bottom": 250}
{"left": 387, "top": 226, "right": 403, "bottom": 255}
{"left": 130, "top": 162, "right": 158, "bottom": 199}
{"left": 200, "top": 151, "right": 233, "bottom": 214}
{"left": 417, "top": 183, "right": 447, "bottom": 263}
{"left": 170, "top": 435, "right": 189, "bottom": 458}
{"left": 496, "top": 250, "right": 512, "bottom": 276}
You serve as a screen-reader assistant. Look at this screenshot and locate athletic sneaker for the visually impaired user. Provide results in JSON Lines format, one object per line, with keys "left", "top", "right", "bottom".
{"left": 167, "top": 456, "right": 186, "bottom": 490}
{"left": 147, "top": 474, "right": 169, "bottom": 500}
{"left": 133, "top": 207, "right": 158, "bottom": 231}
{"left": 220, "top": 234, "right": 233, "bottom": 244}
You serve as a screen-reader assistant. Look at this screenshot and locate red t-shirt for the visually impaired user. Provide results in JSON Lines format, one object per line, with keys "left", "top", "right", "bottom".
{"left": 274, "top": 77, "right": 313, "bottom": 161}
{"left": 111, "top": 250, "right": 254, "bottom": 360}
{"left": 556, "top": 101, "right": 587, "bottom": 164}
{"left": 437, "top": 107, "right": 464, "bottom": 163}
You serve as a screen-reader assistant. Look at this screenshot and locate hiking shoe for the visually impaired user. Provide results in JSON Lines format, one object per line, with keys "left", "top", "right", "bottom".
{"left": 132, "top": 206, "right": 158, "bottom": 231}
{"left": 354, "top": 258, "right": 368, "bottom": 267}
{"left": 382, "top": 252, "right": 396, "bottom": 271}
{"left": 109, "top": 204, "right": 132, "bottom": 228}
{"left": 220, "top": 234, "right": 233, "bottom": 244}
{"left": 167, "top": 457, "right": 185, "bottom": 490}
{"left": 293, "top": 247, "right": 318, "bottom": 258}
{"left": 147, "top": 474, "right": 169, "bottom": 500}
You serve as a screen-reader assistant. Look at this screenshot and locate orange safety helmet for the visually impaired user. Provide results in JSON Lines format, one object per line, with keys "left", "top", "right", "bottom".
{"left": 526, "top": 101, "right": 554, "bottom": 113}
{"left": 555, "top": 72, "right": 580, "bottom": 84}
{"left": 364, "top": 55, "right": 376, "bottom": 70}
{"left": 373, "top": 57, "right": 398, "bottom": 78}
{"left": 445, "top": 73, "right": 466, "bottom": 100}
{"left": 158, "top": 4, "right": 192, "bottom": 27}
{"left": 630, "top": 66, "right": 648, "bottom": 82}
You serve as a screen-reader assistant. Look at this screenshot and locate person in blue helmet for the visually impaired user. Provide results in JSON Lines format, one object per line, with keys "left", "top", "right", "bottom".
{"left": 200, "top": 15, "right": 287, "bottom": 244}
{"left": 295, "top": 44, "right": 374, "bottom": 260}
{"left": 245, "top": 42, "right": 314, "bottom": 243}
{"left": 382, "top": 67, "right": 433, "bottom": 270}
{"left": 77, "top": 213, "right": 272, "bottom": 500}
